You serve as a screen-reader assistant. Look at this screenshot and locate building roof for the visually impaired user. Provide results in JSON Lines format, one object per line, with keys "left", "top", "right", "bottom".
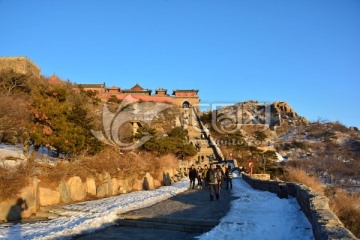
{"left": 131, "top": 83, "right": 144, "bottom": 91}
{"left": 172, "top": 89, "right": 199, "bottom": 92}
{"left": 156, "top": 88, "right": 167, "bottom": 91}
{"left": 115, "top": 94, "right": 174, "bottom": 104}
{"left": 121, "top": 84, "right": 151, "bottom": 93}
{"left": 108, "top": 85, "right": 120, "bottom": 90}
{"left": 172, "top": 89, "right": 199, "bottom": 95}
{"left": 75, "top": 83, "right": 105, "bottom": 88}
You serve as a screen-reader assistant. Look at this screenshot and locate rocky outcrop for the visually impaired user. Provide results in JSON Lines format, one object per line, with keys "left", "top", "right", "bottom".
{"left": 216, "top": 100, "right": 309, "bottom": 130}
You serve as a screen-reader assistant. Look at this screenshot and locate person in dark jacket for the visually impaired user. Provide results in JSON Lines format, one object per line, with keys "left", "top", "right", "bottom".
{"left": 188, "top": 164, "right": 198, "bottom": 189}
{"left": 197, "top": 166, "right": 203, "bottom": 188}
{"left": 206, "top": 164, "right": 219, "bottom": 201}
{"left": 225, "top": 165, "right": 233, "bottom": 189}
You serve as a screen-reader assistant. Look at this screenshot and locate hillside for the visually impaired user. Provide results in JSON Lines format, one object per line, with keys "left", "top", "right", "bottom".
{"left": 201, "top": 101, "right": 360, "bottom": 188}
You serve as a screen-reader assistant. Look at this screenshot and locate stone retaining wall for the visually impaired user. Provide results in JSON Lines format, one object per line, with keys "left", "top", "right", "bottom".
{"left": 0, "top": 169, "right": 178, "bottom": 222}
{"left": 242, "top": 173, "right": 357, "bottom": 240}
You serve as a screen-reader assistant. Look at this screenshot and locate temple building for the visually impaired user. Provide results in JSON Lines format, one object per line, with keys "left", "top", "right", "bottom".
{"left": 75, "top": 82, "right": 200, "bottom": 110}
{"left": 0, "top": 56, "right": 200, "bottom": 110}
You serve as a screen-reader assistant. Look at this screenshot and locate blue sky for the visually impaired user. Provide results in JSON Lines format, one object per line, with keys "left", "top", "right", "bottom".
{"left": 1, "top": 0, "right": 359, "bottom": 127}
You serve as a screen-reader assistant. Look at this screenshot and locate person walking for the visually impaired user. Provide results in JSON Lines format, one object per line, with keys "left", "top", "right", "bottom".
{"left": 225, "top": 165, "right": 233, "bottom": 189}
{"left": 206, "top": 164, "right": 219, "bottom": 201}
{"left": 197, "top": 166, "right": 203, "bottom": 188}
{"left": 201, "top": 165, "right": 208, "bottom": 189}
{"left": 188, "top": 164, "right": 198, "bottom": 189}
{"left": 215, "top": 165, "right": 224, "bottom": 195}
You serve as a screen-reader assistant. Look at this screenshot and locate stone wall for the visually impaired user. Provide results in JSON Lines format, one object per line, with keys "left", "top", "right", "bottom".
{"left": 242, "top": 174, "right": 356, "bottom": 240}
{"left": 0, "top": 57, "right": 41, "bottom": 77}
{"left": 0, "top": 169, "right": 178, "bottom": 221}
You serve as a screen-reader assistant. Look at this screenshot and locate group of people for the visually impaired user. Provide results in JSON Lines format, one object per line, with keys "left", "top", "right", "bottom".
{"left": 188, "top": 163, "right": 233, "bottom": 201}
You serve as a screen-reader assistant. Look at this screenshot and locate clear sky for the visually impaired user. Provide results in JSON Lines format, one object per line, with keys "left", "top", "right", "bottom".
{"left": 1, "top": 0, "right": 359, "bottom": 127}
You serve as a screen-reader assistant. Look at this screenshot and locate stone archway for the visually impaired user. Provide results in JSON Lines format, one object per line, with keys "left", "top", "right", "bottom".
{"left": 182, "top": 101, "right": 190, "bottom": 108}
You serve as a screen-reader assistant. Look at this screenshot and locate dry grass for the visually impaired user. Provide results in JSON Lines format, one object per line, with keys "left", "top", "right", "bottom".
{"left": 329, "top": 190, "right": 360, "bottom": 238}
{"left": 0, "top": 146, "right": 180, "bottom": 201}
{"left": 284, "top": 167, "right": 325, "bottom": 194}
{"left": 0, "top": 160, "right": 34, "bottom": 201}
{"left": 284, "top": 167, "right": 360, "bottom": 238}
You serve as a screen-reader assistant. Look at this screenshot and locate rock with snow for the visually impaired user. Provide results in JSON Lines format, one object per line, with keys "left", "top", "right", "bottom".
{"left": 0, "top": 144, "right": 26, "bottom": 161}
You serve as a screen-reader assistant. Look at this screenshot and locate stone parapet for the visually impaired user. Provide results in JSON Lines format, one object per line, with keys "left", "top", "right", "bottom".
{"left": 242, "top": 173, "right": 357, "bottom": 240}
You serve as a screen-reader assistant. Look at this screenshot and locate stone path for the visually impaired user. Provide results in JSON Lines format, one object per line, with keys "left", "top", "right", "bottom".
{"left": 76, "top": 185, "right": 235, "bottom": 239}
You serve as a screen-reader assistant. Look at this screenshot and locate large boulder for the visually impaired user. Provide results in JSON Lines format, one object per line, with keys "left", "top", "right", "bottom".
{"left": 143, "top": 172, "right": 155, "bottom": 190}
{"left": 0, "top": 178, "right": 40, "bottom": 221}
{"left": 96, "top": 183, "right": 109, "bottom": 198}
{"left": 154, "top": 179, "right": 162, "bottom": 189}
{"left": 19, "top": 178, "right": 40, "bottom": 218}
{"left": 162, "top": 172, "right": 172, "bottom": 186}
{"left": 39, "top": 187, "right": 60, "bottom": 206}
{"left": 67, "top": 176, "right": 86, "bottom": 201}
{"left": 164, "top": 168, "right": 175, "bottom": 178}
{"left": 1, "top": 198, "right": 30, "bottom": 221}
{"left": 132, "top": 179, "right": 143, "bottom": 191}
{"left": 111, "top": 178, "right": 119, "bottom": 195}
{"left": 96, "top": 172, "right": 112, "bottom": 197}
{"left": 0, "top": 199, "right": 15, "bottom": 221}
{"left": 118, "top": 179, "right": 130, "bottom": 194}
{"left": 86, "top": 177, "right": 96, "bottom": 196}
{"left": 57, "top": 180, "right": 71, "bottom": 204}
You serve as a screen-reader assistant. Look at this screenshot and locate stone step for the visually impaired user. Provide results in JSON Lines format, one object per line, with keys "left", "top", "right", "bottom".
{"left": 116, "top": 215, "right": 218, "bottom": 233}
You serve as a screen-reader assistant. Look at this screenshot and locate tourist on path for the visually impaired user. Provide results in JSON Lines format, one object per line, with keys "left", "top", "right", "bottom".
{"left": 225, "top": 165, "right": 233, "bottom": 189}
{"left": 216, "top": 164, "right": 224, "bottom": 194}
{"left": 206, "top": 164, "right": 219, "bottom": 201}
{"left": 188, "top": 164, "right": 198, "bottom": 189}
{"left": 201, "top": 165, "right": 208, "bottom": 189}
{"left": 197, "top": 166, "right": 203, "bottom": 188}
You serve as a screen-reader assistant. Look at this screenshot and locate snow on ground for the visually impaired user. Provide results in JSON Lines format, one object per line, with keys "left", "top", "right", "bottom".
{"left": 0, "top": 181, "right": 189, "bottom": 240}
{"left": 0, "top": 177, "right": 314, "bottom": 240}
{"left": 198, "top": 177, "right": 314, "bottom": 240}
{"left": 0, "top": 144, "right": 25, "bottom": 160}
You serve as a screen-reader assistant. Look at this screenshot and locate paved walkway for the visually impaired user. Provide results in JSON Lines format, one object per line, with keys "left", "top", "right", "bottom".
{"left": 76, "top": 185, "right": 235, "bottom": 240}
